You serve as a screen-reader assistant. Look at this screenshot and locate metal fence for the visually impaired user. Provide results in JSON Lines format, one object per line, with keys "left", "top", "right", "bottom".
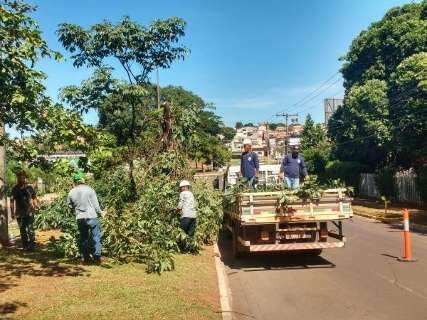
{"left": 359, "top": 171, "right": 424, "bottom": 206}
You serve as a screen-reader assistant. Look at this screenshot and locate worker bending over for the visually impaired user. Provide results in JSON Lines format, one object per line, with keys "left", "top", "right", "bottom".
{"left": 177, "top": 180, "right": 197, "bottom": 239}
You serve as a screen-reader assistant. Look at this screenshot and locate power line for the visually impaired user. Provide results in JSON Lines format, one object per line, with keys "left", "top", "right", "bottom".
{"left": 286, "top": 72, "right": 340, "bottom": 111}
{"left": 329, "top": 99, "right": 427, "bottom": 148}
{"left": 325, "top": 85, "right": 423, "bottom": 132}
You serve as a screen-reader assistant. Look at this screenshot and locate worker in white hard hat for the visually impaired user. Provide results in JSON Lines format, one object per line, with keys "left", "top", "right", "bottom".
{"left": 177, "top": 180, "right": 197, "bottom": 240}
{"left": 240, "top": 138, "right": 259, "bottom": 189}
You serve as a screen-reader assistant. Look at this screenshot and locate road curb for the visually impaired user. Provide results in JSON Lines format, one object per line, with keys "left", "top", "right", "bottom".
{"left": 213, "top": 242, "right": 232, "bottom": 320}
{"left": 353, "top": 212, "right": 427, "bottom": 233}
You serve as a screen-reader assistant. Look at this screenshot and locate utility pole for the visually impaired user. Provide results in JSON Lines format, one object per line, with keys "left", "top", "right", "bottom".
{"left": 0, "top": 123, "right": 8, "bottom": 246}
{"left": 156, "top": 68, "right": 161, "bottom": 110}
{"left": 276, "top": 112, "right": 298, "bottom": 154}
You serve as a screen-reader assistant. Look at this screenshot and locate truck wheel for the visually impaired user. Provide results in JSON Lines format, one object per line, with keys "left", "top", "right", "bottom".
{"left": 307, "top": 249, "right": 323, "bottom": 256}
{"left": 232, "top": 227, "right": 242, "bottom": 258}
{"left": 222, "top": 223, "right": 232, "bottom": 239}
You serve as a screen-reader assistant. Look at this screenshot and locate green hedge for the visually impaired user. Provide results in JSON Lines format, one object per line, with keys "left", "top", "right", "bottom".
{"left": 323, "top": 161, "right": 370, "bottom": 191}
{"left": 375, "top": 166, "right": 396, "bottom": 199}
{"left": 416, "top": 166, "right": 427, "bottom": 203}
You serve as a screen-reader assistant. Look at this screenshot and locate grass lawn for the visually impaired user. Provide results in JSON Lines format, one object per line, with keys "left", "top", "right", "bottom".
{"left": 0, "top": 228, "right": 221, "bottom": 320}
{"left": 352, "top": 198, "right": 427, "bottom": 225}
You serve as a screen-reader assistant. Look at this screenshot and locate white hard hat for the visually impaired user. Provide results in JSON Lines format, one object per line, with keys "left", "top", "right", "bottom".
{"left": 243, "top": 138, "right": 252, "bottom": 145}
{"left": 179, "top": 180, "right": 191, "bottom": 187}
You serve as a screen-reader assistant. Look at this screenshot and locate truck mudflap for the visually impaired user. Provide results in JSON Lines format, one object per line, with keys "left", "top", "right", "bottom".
{"left": 238, "top": 239, "right": 345, "bottom": 252}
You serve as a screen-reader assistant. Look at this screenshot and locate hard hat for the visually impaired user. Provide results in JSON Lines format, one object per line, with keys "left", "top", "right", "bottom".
{"left": 73, "top": 171, "right": 85, "bottom": 182}
{"left": 243, "top": 138, "right": 252, "bottom": 145}
{"left": 179, "top": 180, "right": 191, "bottom": 188}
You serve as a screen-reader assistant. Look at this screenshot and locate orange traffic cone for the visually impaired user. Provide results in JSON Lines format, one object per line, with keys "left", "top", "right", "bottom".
{"left": 398, "top": 209, "right": 417, "bottom": 262}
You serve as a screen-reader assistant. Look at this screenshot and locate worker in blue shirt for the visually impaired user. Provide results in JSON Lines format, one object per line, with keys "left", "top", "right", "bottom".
{"left": 240, "top": 138, "right": 259, "bottom": 189}
{"left": 280, "top": 145, "right": 307, "bottom": 189}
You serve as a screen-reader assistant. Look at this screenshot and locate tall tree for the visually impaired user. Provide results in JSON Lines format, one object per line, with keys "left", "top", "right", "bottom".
{"left": 328, "top": 80, "right": 392, "bottom": 168}
{"left": 0, "top": 0, "right": 89, "bottom": 244}
{"left": 390, "top": 52, "right": 427, "bottom": 166}
{"left": 330, "top": 1, "right": 427, "bottom": 168}
{"left": 301, "top": 114, "right": 327, "bottom": 150}
{"left": 58, "top": 17, "right": 188, "bottom": 185}
{"left": 301, "top": 114, "right": 330, "bottom": 175}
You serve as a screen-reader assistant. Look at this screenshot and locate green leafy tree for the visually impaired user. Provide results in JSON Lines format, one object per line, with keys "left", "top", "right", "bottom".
{"left": 301, "top": 114, "right": 327, "bottom": 150}
{"left": 301, "top": 114, "right": 330, "bottom": 175}
{"left": 221, "top": 127, "right": 236, "bottom": 142}
{"left": 58, "top": 17, "right": 188, "bottom": 184}
{"left": 267, "top": 123, "right": 284, "bottom": 130}
{"left": 0, "top": 0, "right": 59, "bottom": 134}
{"left": 159, "top": 86, "right": 231, "bottom": 169}
{"left": 331, "top": 1, "right": 427, "bottom": 169}
{"left": 235, "top": 122, "right": 243, "bottom": 129}
{"left": 390, "top": 52, "right": 427, "bottom": 166}
{"left": 0, "top": 1, "right": 89, "bottom": 155}
{"left": 328, "top": 80, "right": 392, "bottom": 169}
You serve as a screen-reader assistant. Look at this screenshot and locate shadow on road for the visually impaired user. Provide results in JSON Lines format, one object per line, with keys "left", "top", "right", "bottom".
{"left": 218, "top": 233, "right": 336, "bottom": 272}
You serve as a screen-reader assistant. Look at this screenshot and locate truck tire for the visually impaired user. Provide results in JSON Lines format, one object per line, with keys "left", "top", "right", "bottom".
{"left": 307, "top": 249, "right": 323, "bottom": 256}
{"left": 232, "top": 225, "right": 242, "bottom": 258}
{"left": 222, "top": 223, "right": 233, "bottom": 239}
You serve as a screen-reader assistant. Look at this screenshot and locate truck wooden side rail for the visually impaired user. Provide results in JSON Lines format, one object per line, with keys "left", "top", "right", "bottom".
{"left": 223, "top": 189, "right": 353, "bottom": 257}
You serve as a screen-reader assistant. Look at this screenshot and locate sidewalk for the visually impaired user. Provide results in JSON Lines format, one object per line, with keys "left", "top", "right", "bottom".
{"left": 352, "top": 198, "right": 427, "bottom": 233}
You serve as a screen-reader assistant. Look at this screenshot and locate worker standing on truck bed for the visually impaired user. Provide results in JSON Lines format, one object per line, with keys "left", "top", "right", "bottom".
{"left": 240, "top": 138, "right": 259, "bottom": 189}
{"left": 280, "top": 146, "right": 307, "bottom": 189}
{"left": 177, "top": 180, "right": 197, "bottom": 239}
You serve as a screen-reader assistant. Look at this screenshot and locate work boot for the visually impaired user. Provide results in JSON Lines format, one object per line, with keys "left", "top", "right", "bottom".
{"left": 93, "top": 256, "right": 103, "bottom": 265}
{"left": 80, "top": 255, "right": 90, "bottom": 265}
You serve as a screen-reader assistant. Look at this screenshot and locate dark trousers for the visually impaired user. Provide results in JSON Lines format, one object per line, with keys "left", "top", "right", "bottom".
{"left": 180, "top": 217, "right": 196, "bottom": 238}
{"left": 77, "top": 218, "right": 102, "bottom": 260}
{"left": 17, "top": 215, "right": 35, "bottom": 249}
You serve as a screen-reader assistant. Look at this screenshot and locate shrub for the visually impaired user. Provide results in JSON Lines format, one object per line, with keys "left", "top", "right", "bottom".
{"left": 36, "top": 161, "right": 224, "bottom": 273}
{"left": 415, "top": 166, "right": 427, "bottom": 202}
{"left": 302, "top": 145, "right": 330, "bottom": 176}
{"left": 323, "top": 160, "right": 370, "bottom": 190}
{"left": 375, "top": 166, "right": 396, "bottom": 200}
{"left": 193, "top": 180, "right": 223, "bottom": 245}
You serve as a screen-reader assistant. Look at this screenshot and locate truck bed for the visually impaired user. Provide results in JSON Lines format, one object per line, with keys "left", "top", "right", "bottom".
{"left": 225, "top": 189, "right": 353, "bottom": 224}
{"left": 223, "top": 188, "right": 352, "bottom": 255}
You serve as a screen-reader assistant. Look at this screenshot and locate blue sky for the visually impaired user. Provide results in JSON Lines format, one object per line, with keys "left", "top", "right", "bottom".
{"left": 24, "top": 0, "right": 415, "bottom": 129}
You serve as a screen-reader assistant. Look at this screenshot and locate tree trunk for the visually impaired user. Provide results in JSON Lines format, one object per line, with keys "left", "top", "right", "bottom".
{"left": 128, "top": 158, "right": 137, "bottom": 198}
{"left": 0, "top": 123, "right": 8, "bottom": 246}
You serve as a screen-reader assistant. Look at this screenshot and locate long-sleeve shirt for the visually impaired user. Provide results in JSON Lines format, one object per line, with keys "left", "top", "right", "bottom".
{"left": 240, "top": 152, "right": 259, "bottom": 179}
{"left": 67, "top": 184, "right": 102, "bottom": 220}
{"left": 280, "top": 154, "right": 307, "bottom": 179}
{"left": 178, "top": 190, "right": 197, "bottom": 218}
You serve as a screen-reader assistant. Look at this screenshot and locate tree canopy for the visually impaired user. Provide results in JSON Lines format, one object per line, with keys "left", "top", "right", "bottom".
{"left": 0, "top": 0, "right": 92, "bottom": 157}
{"left": 329, "top": 0, "right": 427, "bottom": 169}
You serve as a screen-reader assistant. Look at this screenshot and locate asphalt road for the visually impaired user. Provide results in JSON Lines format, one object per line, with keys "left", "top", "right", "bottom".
{"left": 218, "top": 216, "right": 427, "bottom": 320}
